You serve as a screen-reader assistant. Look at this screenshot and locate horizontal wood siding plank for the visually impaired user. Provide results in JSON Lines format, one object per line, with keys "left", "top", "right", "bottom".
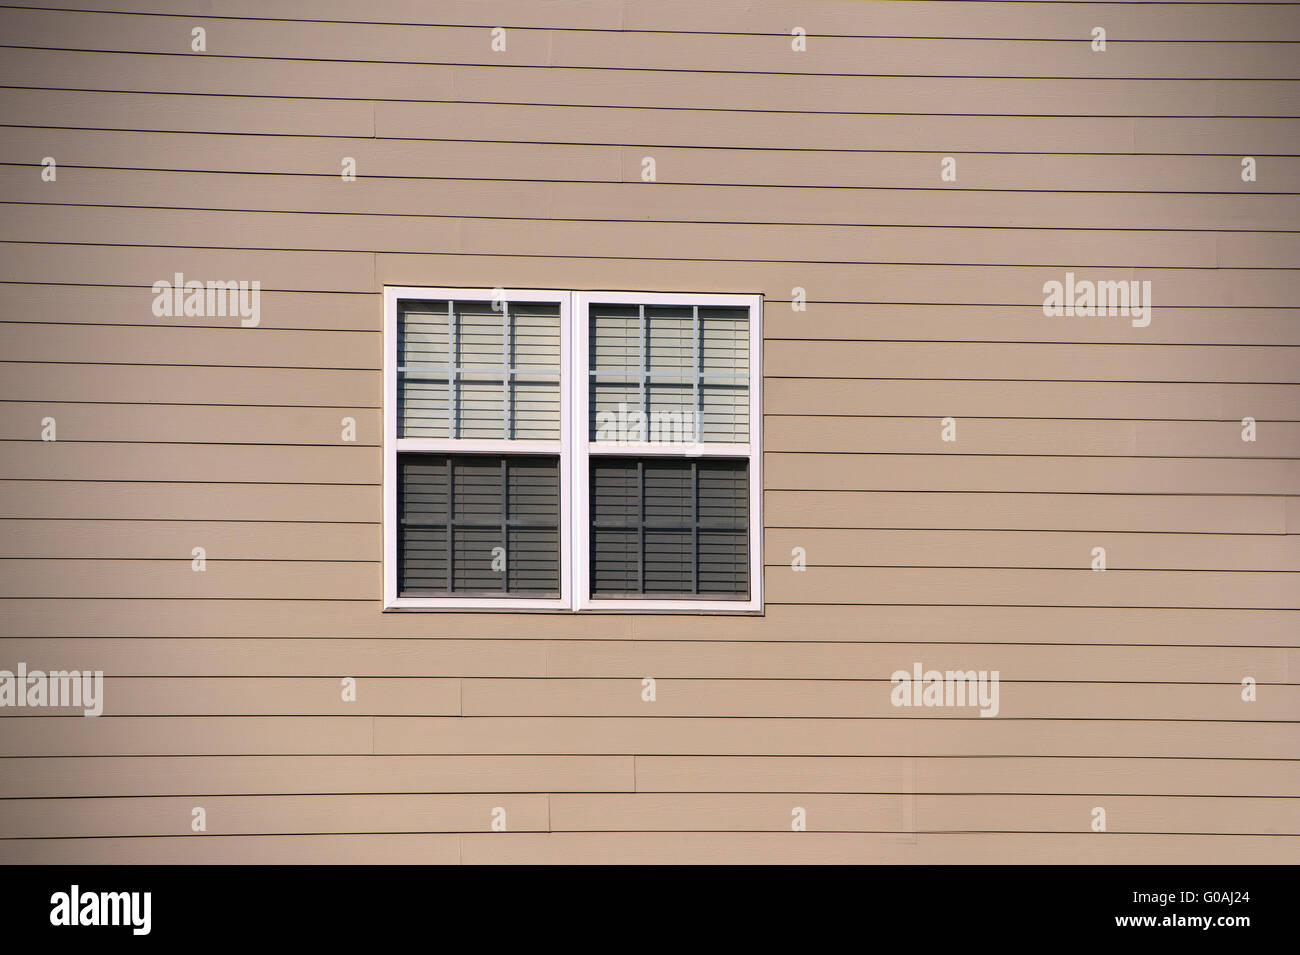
{"left": 0, "top": 755, "right": 1289, "bottom": 800}
{"left": 2, "top": 559, "right": 1294, "bottom": 606}
{"left": 0, "top": 794, "right": 551, "bottom": 838}
{"left": 635, "top": 756, "right": 1300, "bottom": 797}
{"left": 7, "top": 49, "right": 1299, "bottom": 115}
{"left": 373, "top": 716, "right": 1298, "bottom": 758}
{"left": 0, "top": 834, "right": 463, "bottom": 865}
{"left": 0, "top": 602, "right": 1291, "bottom": 646}
{"left": 460, "top": 679, "right": 1295, "bottom": 720}
{"left": 0, "top": 639, "right": 1288, "bottom": 682}
{"left": 549, "top": 793, "right": 1296, "bottom": 834}
{"left": 764, "top": 380, "right": 1300, "bottom": 421}
{"left": 1, "top": 832, "right": 1293, "bottom": 865}
{"left": 0, "top": 755, "right": 636, "bottom": 798}
{"left": 0, "top": 519, "right": 379, "bottom": 559}
{"left": 3, "top": 11, "right": 1297, "bottom": 78}
{"left": 5, "top": 167, "right": 1296, "bottom": 230}
{"left": 766, "top": 491, "right": 1289, "bottom": 534}
{"left": 8, "top": 1, "right": 1298, "bottom": 41}
{"left": 20, "top": 205, "right": 1291, "bottom": 269}
{"left": 762, "top": 529, "right": 1300, "bottom": 573}
{"left": 5, "top": 128, "right": 1298, "bottom": 192}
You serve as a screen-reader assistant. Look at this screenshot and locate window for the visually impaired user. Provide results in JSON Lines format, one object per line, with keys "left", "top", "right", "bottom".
{"left": 384, "top": 288, "right": 761, "bottom": 612}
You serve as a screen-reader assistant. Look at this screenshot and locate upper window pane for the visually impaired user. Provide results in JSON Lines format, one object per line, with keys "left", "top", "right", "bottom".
{"left": 399, "top": 299, "right": 561, "bottom": 439}
{"left": 590, "top": 303, "right": 749, "bottom": 444}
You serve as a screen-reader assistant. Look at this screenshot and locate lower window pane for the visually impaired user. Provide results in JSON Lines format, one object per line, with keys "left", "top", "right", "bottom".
{"left": 589, "top": 457, "right": 748, "bottom": 598}
{"left": 399, "top": 453, "right": 560, "bottom": 597}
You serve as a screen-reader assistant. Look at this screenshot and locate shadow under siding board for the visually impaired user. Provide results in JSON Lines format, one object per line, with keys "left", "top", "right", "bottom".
{"left": 766, "top": 491, "right": 1289, "bottom": 535}
{"left": 4, "top": 10, "right": 1297, "bottom": 77}
{"left": 8, "top": 168, "right": 1297, "bottom": 232}
{"left": 764, "top": 380, "right": 1300, "bottom": 422}
{"left": 373, "top": 716, "right": 1299, "bottom": 759}
{"left": 0, "top": 755, "right": 636, "bottom": 799}
{"left": 637, "top": 756, "right": 1300, "bottom": 798}
{"left": 0, "top": 404, "right": 384, "bottom": 446}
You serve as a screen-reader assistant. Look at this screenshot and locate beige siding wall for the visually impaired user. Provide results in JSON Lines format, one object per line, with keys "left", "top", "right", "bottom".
{"left": 0, "top": 0, "right": 1296, "bottom": 863}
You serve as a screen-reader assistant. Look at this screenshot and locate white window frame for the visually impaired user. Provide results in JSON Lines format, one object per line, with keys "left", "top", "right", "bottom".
{"left": 383, "top": 286, "right": 573, "bottom": 610}
{"left": 383, "top": 287, "right": 762, "bottom": 613}
{"left": 574, "top": 291, "right": 763, "bottom": 612}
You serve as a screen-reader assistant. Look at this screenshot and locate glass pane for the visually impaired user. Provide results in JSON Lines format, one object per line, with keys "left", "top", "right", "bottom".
{"left": 589, "top": 457, "right": 748, "bottom": 598}
{"left": 398, "top": 453, "right": 560, "bottom": 598}
{"left": 399, "top": 298, "right": 562, "bottom": 440}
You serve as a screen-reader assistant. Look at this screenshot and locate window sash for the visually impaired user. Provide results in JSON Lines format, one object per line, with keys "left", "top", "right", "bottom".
{"left": 573, "top": 291, "right": 762, "bottom": 612}
{"left": 385, "top": 288, "right": 572, "bottom": 610}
